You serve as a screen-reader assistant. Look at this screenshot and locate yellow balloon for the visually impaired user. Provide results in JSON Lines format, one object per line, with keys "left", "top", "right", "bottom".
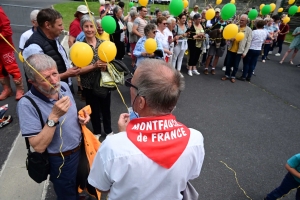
{"left": 223, "top": 24, "right": 238, "bottom": 40}
{"left": 298, "top": 6, "right": 300, "bottom": 12}
{"left": 260, "top": 4, "right": 265, "bottom": 10}
{"left": 206, "top": 9, "right": 215, "bottom": 20}
{"left": 18, "top": 52, "right": 24, "bottom": 63}
{"left": 183, "top": 0, "right": 188, "bottom": 8}
{"left": 235, "top": 32, "right": 245, "bottom": 41}
{"left": 144, "top": 38, "right": 157, "bottom": 54}
{"left": 278, "top": 7, "right": 283, "bottom": 12}
{"left": 288, "top": 0, "right": 295, "bottom": 4}
{"left": 230, "top": 0, "right": 235, "bottom": 4}
{"left": 270, "top": 3, "right": 276, "bottom": 12}
{"left": 70, "top": 42, "right": 93, "bottom": 68}
{"left": 282, "top": 16, "right": 290, "bottom": 24}
{"left": 139, "top": 0, "right": 148, "bottom": 6}
{"left": 216, "top": 0, "right": 222, "bottom": 5}
{"left": 98, "top": 41, "right": 117, "bottom": 62}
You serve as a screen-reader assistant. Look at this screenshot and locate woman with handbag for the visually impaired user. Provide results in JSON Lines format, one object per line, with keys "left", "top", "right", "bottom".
{"left": 78, "top": 15, "right": 113, "bottom": 138}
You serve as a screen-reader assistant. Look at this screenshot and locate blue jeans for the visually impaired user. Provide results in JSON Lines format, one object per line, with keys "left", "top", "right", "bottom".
{"left": 262, "top": 44, "right": 271, "bottom": 60}
{"left": 49, "top": 150, "right": 80, "bottom": 200}
{"left": 266, "top": 172, "right": 300, "bottom": 200}
{"left": 242, "top": 49, "right": 260, "bottom": 79}
{"left": 225, "top": 51, "right": 242, "bottom": 78}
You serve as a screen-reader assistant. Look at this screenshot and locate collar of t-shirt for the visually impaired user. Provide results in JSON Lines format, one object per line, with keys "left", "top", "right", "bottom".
{"left": 30, "top": 83, "right": 67, "bottom": 103}
{"left": 126, "top": 114, "right": 190, "bottom": 169}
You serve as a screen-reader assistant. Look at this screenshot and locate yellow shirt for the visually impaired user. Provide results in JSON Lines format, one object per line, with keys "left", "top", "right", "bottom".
{"left": 229, "top": 27, "right": 245, "bottom": 53}
{"left": 96, "top": 32, "right": 110, "bottom": 41}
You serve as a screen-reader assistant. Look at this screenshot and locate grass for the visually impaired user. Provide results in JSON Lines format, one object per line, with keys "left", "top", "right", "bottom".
{"left": 53, "top": 1, "right": 174, "bottom": 31}
{"left": 285, "top": 32, "right": 293, "bottom": 43}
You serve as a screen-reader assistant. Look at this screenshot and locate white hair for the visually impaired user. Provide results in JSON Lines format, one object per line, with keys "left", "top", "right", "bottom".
{"left": 166, "top": 17, "right": 176, "bottom": 24}
{"left": 99, "top": 0, "right": 105, "bottom": 5}
{"left": 30, "top": 10, "right": 39, "bottom": 21}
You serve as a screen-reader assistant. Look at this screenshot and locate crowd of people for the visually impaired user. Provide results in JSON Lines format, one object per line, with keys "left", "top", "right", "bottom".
{"left": 0, "top": 1, "right": 300, "bottom": 200}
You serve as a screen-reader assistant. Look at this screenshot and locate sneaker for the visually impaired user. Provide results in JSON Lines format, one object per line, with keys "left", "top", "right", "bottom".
{"left": 268, "top": 51, "right": 272, "bottom": 54}
{"left": 266, "top": 56, "right": 270, "bottom": 60}
{"left": 0, "top": 115, "right": 13, "bottom": 128}
{"left": 262, "top": 60, "right": 266, "bottom": 63}
{"left": 236, "top": 76, "right": 246, "bottom": 81}
{"left": 222, "top": 66, "right": 226, "bottom": 71}
{"left": 230, "top": 78, "right": 236, "bottom": 83}
{"left": 179, "top": 72, "right": 184, "bottom": 78}
{"left": 192, "top": 70, "right": 200, "bottom": 75}
{"left": 204, "top": 69, "right": 209, "bottom": 75}
{"left": 231, "top": 67, "right": 233, "bottom": 71}
{"left": 211, "top": 69, "right": 215, "bottom": 75}
{"left": 207, "top": 45, "right": 210, "bottom": 49}
{"left": 246, "top": 78, "right": 251, "bottom": 82}
{"left": 221, "top": 76, "right": 228, "bottom": 81}
{"left": 275, "top": 53, "right": 280, "bottom": 56}
{"left": 188, "top": 70, "right": 193, "bottom": 76}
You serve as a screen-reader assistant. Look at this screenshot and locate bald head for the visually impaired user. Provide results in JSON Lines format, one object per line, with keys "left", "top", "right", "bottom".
{"left": 133, "top": 59, "right": 185, "bottom": 114}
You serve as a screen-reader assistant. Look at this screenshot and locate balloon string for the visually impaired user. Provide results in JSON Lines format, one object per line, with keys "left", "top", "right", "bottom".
{"left": 83, "top": 0, "right": 100, "bottom": 39}
{"left": 101, "top": 49, "right": 128, "bottom": 110}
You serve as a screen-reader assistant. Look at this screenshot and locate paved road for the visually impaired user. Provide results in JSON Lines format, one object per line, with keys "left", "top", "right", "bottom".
{"left": 1, "top": 1, "right": 300, "bottom": 199}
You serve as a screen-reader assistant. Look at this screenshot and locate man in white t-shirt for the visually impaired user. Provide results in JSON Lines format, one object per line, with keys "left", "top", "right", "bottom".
{"left": 88, "top": 59, "right": 205, "bottom": 200}
{"left": 189, "top": 5, "right": 199, "bottom": 19}
{"left": 19, "top": 9, "right": 39, "bottom": 51}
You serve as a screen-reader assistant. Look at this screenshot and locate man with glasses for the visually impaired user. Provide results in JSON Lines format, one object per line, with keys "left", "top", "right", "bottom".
{"left": 132, "top": 6, "right": 148, "bottom": 40}
{"left": 88, "top": 59, "right": 205, "bottom": 200}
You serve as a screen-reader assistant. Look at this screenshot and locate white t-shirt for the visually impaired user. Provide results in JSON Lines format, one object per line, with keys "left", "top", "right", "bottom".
{"left": 155, "top": 30, "right": 169, "bottom": 50}
{"left": 249, "top": 29, "right": 268, "bottom": 50}
{"left": 190, "top": 11, "right": 199, "bottom": 19}
{"left": 88, "top": 128, "right": 205, "bottom": 200}
{"left": 19, "top": 28, "right": 34, "bottom": 50}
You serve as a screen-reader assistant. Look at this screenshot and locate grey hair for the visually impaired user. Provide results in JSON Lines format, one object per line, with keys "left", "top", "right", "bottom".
{"left": 113, "top": 5, "right": 122, "bottom": 15}
{"left": 30, "top": 10, "right": 39, "bottom": 21}
{"left": 166, "top": 17, "right": 176, "bottom": 24}
{"left": 130, "top": 7, "right": 137, "bottom": 11}
{"left": 144, "top": 23, "right": 157, "bottom": 36}
{"left": 135, "top": 59, "right": 185, "bottom": 114}
{"left": 24, "top": 54, "right": 56, "bottom": 82}
{"left": 130, "top": 10, "right": 138, "bottom": 18}
{"left": 162, "top": 11, "right": 170, "bottom": 17}
{"left": 80, "top": 14, "right": 96, "bottom": 30}
{"left": 240, "top": 14, "right": 249, "bottom": 21}
{"left": 96, "top": 19, "right": 102, "bottom": 26}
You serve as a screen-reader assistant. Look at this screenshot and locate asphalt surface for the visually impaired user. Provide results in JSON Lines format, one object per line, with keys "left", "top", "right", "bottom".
{"left": 1, "top": 1, "right": 300, "bottom": 199}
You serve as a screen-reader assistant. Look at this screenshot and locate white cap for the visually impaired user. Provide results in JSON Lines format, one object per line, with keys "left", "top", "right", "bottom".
{"left": 30, "top": 10, "right": 39, "bottom": 21}
{"left": 99, "top": 0, "right": 105, "bottom": 5}
{"left": 76, "top": 5, "right": 94, "bottom": 15}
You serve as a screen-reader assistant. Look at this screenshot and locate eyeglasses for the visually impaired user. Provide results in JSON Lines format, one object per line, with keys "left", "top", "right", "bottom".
{"left": 153, "top": 30, "right": 158, "bottom": 34}
{"left": 125, "top": 78, "right": 138, "bottom": 90}
{"left": 163, "top": 23, "right": 167, "bottom": 25}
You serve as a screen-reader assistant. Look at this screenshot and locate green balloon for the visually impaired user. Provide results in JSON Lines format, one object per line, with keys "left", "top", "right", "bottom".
{"left": 129, "top": 2, "right": 134, "bottom": 7}
{"left": 261, "top": 5, "right": 271, "bottom": 15}
{"left": 102, "top": 16, "right": 116, "bottom": 34}
{"left": 288, "top": 5, "right": 298, "bottom": 15}
{"left": 169, "top": 0, "right": 184, "bottom": 17}
{"left": 248, "top": 9, "right": 258, "bottom": 20}
{"left": 221, "top": 3, "right": 236, "bottom": 20}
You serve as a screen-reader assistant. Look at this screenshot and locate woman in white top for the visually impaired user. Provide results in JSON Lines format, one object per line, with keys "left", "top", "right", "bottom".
{"left": 237, "top": 20, "right": 268, "bottom": 82}
{"left": 172, "top": 13, "right": 189, "bottom": 77}
{"left": 155, "top": 17, "right": 172, "bottom": 61}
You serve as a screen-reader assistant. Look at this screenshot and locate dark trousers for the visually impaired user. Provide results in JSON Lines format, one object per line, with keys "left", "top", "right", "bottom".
{"left": 225, "top": 51, "right": 242, "bottom": 78}
{"left": 115, "top": 42, "right": 125, "bottom": 60}
{"left": 201, "top": 52, "right": 207, "bottom": 64}
{"left": 242, "top": 49, "right": 260, "bottom": 79}
{"left": 277, "top": 39, "right": 284, "bottom": 54}
{"left": 83, "top": 88, "right": 112, "bottom": 135}
{"left": 266, "top": 172, "right": 300, "bottom": 200}
{"left": 49, "top": 150, "right": 80, "bottom": 200}
{"left": 188, "top": 46, "right": 202, "bottom": 66}
{"left": 262, "top": 44, "right": 271, "bottom": 60}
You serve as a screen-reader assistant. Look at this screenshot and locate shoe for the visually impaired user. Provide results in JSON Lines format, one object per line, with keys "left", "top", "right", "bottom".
{"left": 188, "top": 70, "right": 193, "bottom": 76}
{"left": 268, "top": 51, "right": 272, "bottom": 54}
{"left": 275, "top": 53, "right": 280, "bottom": 56}
{"left": 230, "top": 78, "right": 236, "bottom": 83}
{"left": 192, "top": 70, "right": 200, "bottom": 75}
{"left": 262, "top": 60, "right": 266, "bottom": 63}
{"left": 179, "top": 72, "right": 184, "bottom": 78}
{"left": 296, "top": 64, "right": 300, "bottom": 68}
{"left": 290, "top": 61, "right": 294, "bottom": 65}
{"left": 279, "top": 60, "right": 283, "bottom": 64}
{"left": 204, "top": 69, "right": 209, "bottom": 75}
{"left": 211, "top": 69, "right": 215, "bottom": 75}
{"left": 0, "top": 115, "right": 13, "bottom": 128}
{"left": 222, "top": 66, "right": 226, "bottom": 71}
{"left": 236, "top": 76, "right": 246, "bottom": 81}
{"left": 266, "top": 56, "right": 270, "bottom": 60}
{"left": 246, "top": 78, "right": 251, "bottom": 82}
{"left": 0, "top": 77, "right": 13, "bottom": 101}
{"left": 13, "top": 77, "right": 24, "bottom": 101}
{"left": 221, "top": 76, "right": 228, "bottom": 81}
{"left": 253, "top": 70, "right": 255, "bottom": 75}
{"left": 207, "top": 45, "right": 210, "bottom": 49}
{"left": 231, "top": 67, "right": 233, "bottom": 71}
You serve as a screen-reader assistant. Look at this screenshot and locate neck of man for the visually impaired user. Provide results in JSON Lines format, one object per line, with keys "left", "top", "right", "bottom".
{"left": 41, "top": 27, "right": 56, "bottom": 40}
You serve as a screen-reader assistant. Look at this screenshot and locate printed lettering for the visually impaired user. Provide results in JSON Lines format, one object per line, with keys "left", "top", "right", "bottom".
{"left": 158, "top": 120, "right": 163, "bottom": 130}
{"left": 146, "top": 121, "right": 152, "bottom": 131}
{"left": 168, "top": 120, "right": 173, "bottom": 127}
{"left": 143, "top": 135, "right": 147, "bottom": 142}
{"left": 181, "top": 127, "right": 187, "bottom": 136}
{"left": 140, "top": 122, "right": 145, "bottom": 130}
{"left": 177, "top": 128, "right": 182, "bottom": 137}
{"left": 170, "top": 130, "right": 176, "bottom": 140}
{"left": 152, "top": 120, "right": 158, "bottom": 130}
{"left": 163, "top": 120, "right": 169, "bottom": 130}
{"left": 152, "top": 133, "right": 157, "bottom": 142}
{"left": 137, "top": 132, "right": 142, "bottom": 142}
{"left": 132, "top": 123, "right": 140, "bottom": 130}
{"left": 164, "top": 132, "right": 170, "bottom": 141}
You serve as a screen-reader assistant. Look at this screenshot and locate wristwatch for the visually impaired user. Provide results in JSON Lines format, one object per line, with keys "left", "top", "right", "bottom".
{"left": 46, "top": 119, "right": 59, "bottom": 127}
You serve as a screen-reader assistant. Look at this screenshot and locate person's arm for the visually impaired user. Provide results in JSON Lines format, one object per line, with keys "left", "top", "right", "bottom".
{"left": 132, "top": 19, "right": 142, "bottom": 37}
{"left": 101, "top": 7, "right": 110, "bottom": 18}
{"left": 242, "top": 28, "right": 252, "bottom": 58}
{"left": 292, "top": 28, "right": 300, "bottom": 36}
{"left": 28, "top": 96, "right": 71, "bottom": 153}
{"left": 285, "top": 163, "right": 300, "bottom": 179}
{"left": 206, "top": 20, "right": 212, "bottom": 28}
{"left": 78, "top": 60, "right": 107, "bottom": 75}
{"left": 0, "top": 9, "right": 13, "bottom": 39}
{"left": 59, "top": 67, "right": 81, "bottom": 80}
{"left": 68, "top": 35, "right": 76, "bottom": 48}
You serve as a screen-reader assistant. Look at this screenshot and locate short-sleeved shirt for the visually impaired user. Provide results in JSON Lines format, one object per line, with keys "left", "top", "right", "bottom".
{"left": 17, "top": 82, "right": 82, "bottom": 153}
{"left": 69, "top": 18, "right": 82, "bottom": 38}
{"left": 133, "top": 17, "right": 148, "bottom": 38}
{"left": 249, "top": 29, "right": 268, "bottom": 50}
{"left": 277, "top": 23, "right": 290, "bottom": 41}
{"left": 155, "top": 30, "right": 169, "bottom": 50}
{"left": 19, "top": 27, "right": 34, "bottom": 50}
{"left": 88, "top": 128, "right": 204, "bottom": 200}
{"left": 287, "top": 153, "right": 300, "bottom": 183}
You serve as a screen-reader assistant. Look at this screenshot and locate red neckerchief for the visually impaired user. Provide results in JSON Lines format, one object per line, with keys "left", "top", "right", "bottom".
{"left": 126, "top": 114, "right": 190, "bottom": 169}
